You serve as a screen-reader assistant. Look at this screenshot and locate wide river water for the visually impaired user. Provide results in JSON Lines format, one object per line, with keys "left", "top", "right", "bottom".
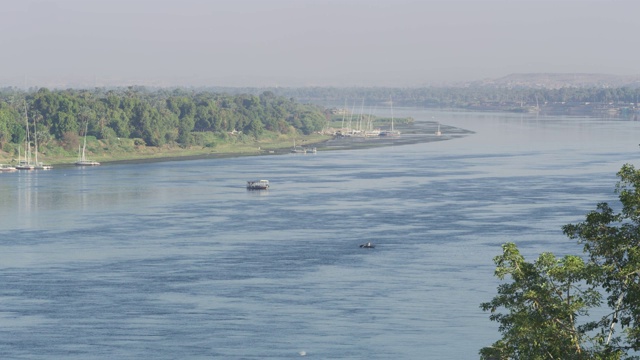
{"left": 1, "top": 108, "right": 638, "bottom": 359}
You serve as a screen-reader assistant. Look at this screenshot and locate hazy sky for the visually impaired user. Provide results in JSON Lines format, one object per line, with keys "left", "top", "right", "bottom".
{"left": 1, "top": 0, "right": 638, "bottom": 88}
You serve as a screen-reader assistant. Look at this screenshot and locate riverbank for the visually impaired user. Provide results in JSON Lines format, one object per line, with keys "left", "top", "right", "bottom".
{"left": 0, "top": 133, "right": 333, "bottom": 167}
{"left": 0, "top": 121, "right": 471, "bottom": 167}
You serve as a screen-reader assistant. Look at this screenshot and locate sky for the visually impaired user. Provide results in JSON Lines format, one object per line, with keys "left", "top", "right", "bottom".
{"left": 0, "top": 0, "right": 638, "bottom": 88}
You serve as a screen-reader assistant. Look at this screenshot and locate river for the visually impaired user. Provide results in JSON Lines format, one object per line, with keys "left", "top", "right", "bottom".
{"left": 0, "top": 108, "right": 638, "bottom": 359}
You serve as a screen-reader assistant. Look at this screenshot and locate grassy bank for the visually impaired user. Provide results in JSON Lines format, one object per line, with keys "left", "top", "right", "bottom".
{"left": 0, "top": 131, "right": 333, "bottom": 166}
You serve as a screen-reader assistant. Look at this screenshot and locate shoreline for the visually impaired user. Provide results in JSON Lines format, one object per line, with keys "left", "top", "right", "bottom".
{"left": 2, "top": 122, "right": 472, "bottom": 168}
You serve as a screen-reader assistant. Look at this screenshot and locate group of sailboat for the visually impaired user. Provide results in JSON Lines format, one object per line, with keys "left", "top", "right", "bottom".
{"left": 338, "top": 100, "right": 381, "bottom": 138}
{"left": 10, "top": 103, "right": 101, "bottom": 170}
{"left": 16, "top": 102, "right": 51, "bottom": 170}
{"left": 336, "top": 98, "right": 400, "bottom": 138}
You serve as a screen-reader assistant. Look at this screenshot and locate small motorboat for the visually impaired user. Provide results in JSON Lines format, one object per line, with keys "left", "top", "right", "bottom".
{"left": 359, "top": 242, "right": 375, "bottom": 248}
{"left": 247, "top": 179, "right": 269, "bottom": 190}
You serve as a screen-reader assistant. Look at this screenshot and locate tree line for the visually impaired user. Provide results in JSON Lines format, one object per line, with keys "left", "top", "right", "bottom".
{"left": 197, "top": 86, "right": 640, "bottom": 109}
{"left": 0, "top": 87, "right": 328, "bottom": 151}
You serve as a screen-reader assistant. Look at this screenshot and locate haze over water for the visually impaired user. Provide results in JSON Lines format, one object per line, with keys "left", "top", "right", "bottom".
{"left": 1, "top": 108, "right": 638, "bottom": 359}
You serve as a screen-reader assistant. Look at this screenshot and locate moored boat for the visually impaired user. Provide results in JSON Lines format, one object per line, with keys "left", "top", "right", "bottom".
{"left": 15, "top": 159, "right": 35, "bottom": 170}
{"left": 34, "top": 162, "right": 53, "bottom": 170}
{"left": 379, "top": 96, "right": 400, "bottom": 137}
{"left": 75, "top": 121, "right": 100, "bottom": 166}
{"left": 0, "top": 164, "right": 17, "bottom": 172}
{"left": 291, "top": 139, "right": 307, "bottom": 153}
{"left": 75, "top": 159, "right": 101, "bottom": 166}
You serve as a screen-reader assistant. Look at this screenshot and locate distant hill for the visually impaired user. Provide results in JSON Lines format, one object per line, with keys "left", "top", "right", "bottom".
{"left": 469, "top": 73, "right": 640, "bottom": 89}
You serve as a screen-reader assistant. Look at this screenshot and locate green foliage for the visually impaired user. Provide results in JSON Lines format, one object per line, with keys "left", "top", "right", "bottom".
{"left": 0, "top": 102, "right": 21, "bottom": 147}
{"left": 563, "top": 164, "right": 640, "bottom": 354}
{"left": 0, "top": 88, "right": 328, "bottom": 150}
{"left": 483, "top": 164, "right": 640, "bottom": 360}
{"left": 480, "top": 244, "right": 602, "bottom": 359}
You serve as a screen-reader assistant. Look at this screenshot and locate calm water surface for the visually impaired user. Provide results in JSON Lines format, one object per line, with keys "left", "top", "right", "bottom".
{"left": 1, "top": 109, "right": 639, "bottom": 359}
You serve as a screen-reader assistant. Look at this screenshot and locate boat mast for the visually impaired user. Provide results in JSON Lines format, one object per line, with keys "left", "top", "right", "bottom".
{"left": 348, "top": 101, "right": 356, "bottom": 134}
{"left": 33, "top": 109, "right": 38, "bottom": 165}
{"left": 359, "top": 99, "right": 365, "bottom": 133}
{"left": 23, "top": 102, "right": 31, "bottom": 165}
{"left": 82, "top": 121, "right": 89, "bottom": 161}
{"left": 340, "top": 99, "right": 346, "bottom": 133}
{"left": 390, "top": 96, "right": 394, "bottom": 132}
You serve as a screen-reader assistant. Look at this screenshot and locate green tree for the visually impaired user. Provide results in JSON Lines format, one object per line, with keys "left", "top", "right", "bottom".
{"left": 482, "top": 164, "right": 640, "bottom": 359}
{"left": 564, "top": 164, "right": 640, "bottom": 355}
{"left": 480, "top": 243, "right": 602, "bottom": 360}
{"left": 244, "top": 118, "right": 264, "bottom": 138}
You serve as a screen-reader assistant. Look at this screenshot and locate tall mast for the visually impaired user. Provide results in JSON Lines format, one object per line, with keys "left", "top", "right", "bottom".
{"left": 390, "top": 96, "right": 394, "bottom": 132}
{"left": 23, "top": 101, "right": 31, "bottom": 165}
{"left": 82, "top": 121, "right": 89, "bottom": 161}
{"left": 33, "top": 109, "right": 38, "bottom": 165}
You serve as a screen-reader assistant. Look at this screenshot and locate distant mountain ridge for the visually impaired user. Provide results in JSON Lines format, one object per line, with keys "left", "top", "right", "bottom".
{"left": 470, "top": 73, "right": 640, "bottom": 89}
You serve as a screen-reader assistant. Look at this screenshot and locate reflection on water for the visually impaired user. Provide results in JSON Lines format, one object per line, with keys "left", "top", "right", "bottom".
{"left": 1, "top": 109, "right": 639, "bottom": 359}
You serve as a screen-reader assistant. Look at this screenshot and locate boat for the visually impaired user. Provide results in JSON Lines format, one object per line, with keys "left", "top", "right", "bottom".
{"left": 75, "top": 121, "right": 100, "bottom": 166}
{"left": 34, "top": 162, "right": 52, "bottom": 170}
{"left": 15, "top": 146, "right": 35, "bottom": 170}
{"left": 435, "top": 123, "right": 442, "bottom": 136}
{"left": 379, "top": 97, "right": 401, "bottom": 137}
{"left": 15, "top": 160, "right": 35, "bottom": 170}
{"left": 27, "top": 102, "right": 52, "bottom": 170}
{"left": 291, "top": 139, "right": 307, "bottom": 153}
{"left": 247, "top": 180, "right": 269, "bottom": 190}
{"left": 359, "top": 242, "right": 375, "bottom": 248}
{"left": 15, "top": 105, "right": 35, "bottom": 170}
{"left": 0, "top": 164, "right": 17, "bottom": 172}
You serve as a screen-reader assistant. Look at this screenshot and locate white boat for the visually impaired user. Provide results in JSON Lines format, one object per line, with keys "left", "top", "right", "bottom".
{"left": 291, "top": 139, "right": 307, "bottom": 153}
{"left": 247, "top": 180, "right": 269, "bottom": 190}
{"left": 0, "top": 164, "right": 17, "bottom": 172}
{"left": 379, "top": 97, "right": 401, "bottom": 137}
{"left": 29, "top": 102, "right": 52, "bottom": 170}
{"left": 75, "top": 121, "right": 100, "bottom": 166}
{"left": 15, "top": 105, "right": 35, "bottom": 170}
{"left": 34, "top": 162, "right": 52, "bottom": 170}
{"left": 75, "top": 158, "right": 100, "bottom": 166}
{"left": 15, "top": 146, "right": 35, "bottom": 170}
{"left": 435, "top": 123, "right": 442, "bottom": 136}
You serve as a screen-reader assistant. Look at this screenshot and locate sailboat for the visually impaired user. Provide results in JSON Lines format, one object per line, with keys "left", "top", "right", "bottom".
{"left": 33, "top": 134, "right": 52, "bottom": 170}
{"left": 291, "top": 139, "right": 307, "bottom": 153}
{"left": 15, "top": 103, "right": 35, "bottom": 170}
{"left": 75, "top": 121, "right": 100, "bottom": 166}
{"left": 31, "top": 105, "right": 52, "bottom": 170}
{"left": 379, "top": 96, "right": 400, "bottom": 137}
{"left": 15, "top": 145, "right": 34, "bottom": 170}
{"left": 435, "top": 123, "right": 442, "bottom": 136}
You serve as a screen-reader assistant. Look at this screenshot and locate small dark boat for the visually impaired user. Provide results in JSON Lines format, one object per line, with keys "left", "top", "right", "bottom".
{"left": 359, "top": 242, "right": 375, "bottom": 248}
{"left": 247, "top": 180, "right": 269, "bottom": 190}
